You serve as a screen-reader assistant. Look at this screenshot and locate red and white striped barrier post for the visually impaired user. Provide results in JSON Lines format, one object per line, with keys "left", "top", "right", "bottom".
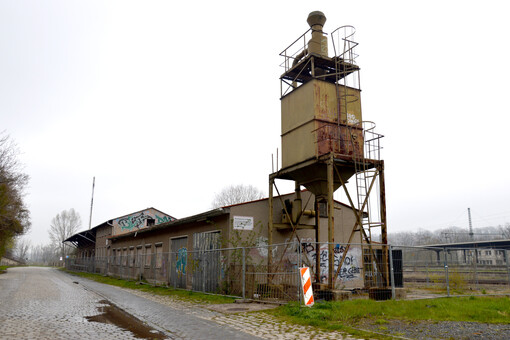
{"left": 299, "top": 267, "right": 314, "bottom": 307}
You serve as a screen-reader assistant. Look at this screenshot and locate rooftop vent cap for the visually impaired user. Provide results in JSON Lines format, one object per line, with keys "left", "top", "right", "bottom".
{"left": 307, "top": 11, "right": 327, "bottom": 31}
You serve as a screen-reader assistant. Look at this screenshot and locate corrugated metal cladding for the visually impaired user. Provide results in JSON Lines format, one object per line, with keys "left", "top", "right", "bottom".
{"left": 170, "top": 236, "right": 187, "bottom": 289}
{"left": 192, "top": 231, "right": 221, "bottom": 292}
{"left": 281, "top": 79, "right": 363, "bottom": 169}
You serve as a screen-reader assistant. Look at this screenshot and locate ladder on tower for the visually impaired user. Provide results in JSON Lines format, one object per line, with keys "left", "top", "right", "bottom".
{"left": 331, "top": 26, "right": 372, "bottom": 238}
{"left": 332, "top": 26, "right": 385, "bottom": 288}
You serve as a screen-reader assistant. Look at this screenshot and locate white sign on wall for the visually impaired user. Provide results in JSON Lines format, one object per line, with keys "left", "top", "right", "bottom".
{"left": 233, "top": 216, "right": 254, "bottom": 230}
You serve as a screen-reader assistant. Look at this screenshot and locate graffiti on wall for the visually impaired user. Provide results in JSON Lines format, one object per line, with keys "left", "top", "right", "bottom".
{"left": 347, "top": 112, "right": 360, "bottom": 125}
{"left": 116, "top": 210, "right": 175, "bottom": 232}
{"left": 301, "top": 241, "right": 362, "bottom": 283}
{"left": 118, "top": 212, "right": 152, "bottom": 231}
{"left": 155, "top": 214, "right": 174, "bottom": 224}
{"left": 176, "top": 247, "right": 187, "bottom": 276}
{"left": 251, "top": 236, "right": 278, "bottom": 259}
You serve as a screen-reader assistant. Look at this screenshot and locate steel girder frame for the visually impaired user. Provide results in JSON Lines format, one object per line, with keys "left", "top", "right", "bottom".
{"left": 267, "top": 157, "right": 388, "bottom": 290}
{"left": 333, "top": 160, "right": 389, "bottom": 288}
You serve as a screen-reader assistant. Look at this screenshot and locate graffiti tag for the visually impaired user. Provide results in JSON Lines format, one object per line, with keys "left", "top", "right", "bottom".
{"left": 347, "top": 113, "right": 359, "bottom": 125}
{"left": 118, "top": 212, "right": 174, "bottom": 231}
{"left": 176, "top": 247, "right": 187, "bottom": 276}
{"left": 301, "top": 242, "right": 362, "bottom": 282}
{"left": 156, "top": 214, "right": 174, "bottom": 224}
{"left": 118, "top": 212, "right": 152, "bottom": 231}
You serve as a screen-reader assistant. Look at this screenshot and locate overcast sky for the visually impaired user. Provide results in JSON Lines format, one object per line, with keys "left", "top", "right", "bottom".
{"left": 2, "top": 0, "right": 509, "bottom": 246}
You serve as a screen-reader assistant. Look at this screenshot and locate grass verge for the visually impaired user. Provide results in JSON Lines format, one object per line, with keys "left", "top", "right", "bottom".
{"left": 61, "top": 269, "right": 236, "bottom": 304}
{"left": 267, "top": 296, "right": 510, "bottom": 338}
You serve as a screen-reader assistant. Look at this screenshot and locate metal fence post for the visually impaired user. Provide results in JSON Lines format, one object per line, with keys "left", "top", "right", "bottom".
{"left": 389, "top": 244, "right": 396, "bottom": 299}
{"left": 242, "top": 247, "right": 246, "bottom": 299}
{"left": 474, "top": 248, "right": 479, "bottom": 287}
{"left": 296, "top": 239, "right": 302, "bottom": 304}
{"left": 444, "top": 247, "right": 450, "bottom": 297}
{"left": 202, "top": 252, "right": 206, "bottom": 293}
{"left": 506, "top": 250, "right": 510, "bottom": 286}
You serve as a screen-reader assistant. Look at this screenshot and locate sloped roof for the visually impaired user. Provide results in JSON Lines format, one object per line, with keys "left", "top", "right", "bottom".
{"left": 422, "top": 239, "right": 510, "bottom": 250}
{"left": 108, "top": 208, "right": 229, "bottom": 241}
{"left": 64, "top": 207, "right": 174, "bottom": 246}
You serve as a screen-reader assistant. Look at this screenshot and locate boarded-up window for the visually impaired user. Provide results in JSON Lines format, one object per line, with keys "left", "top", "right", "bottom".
{"left": 145, "top": 245, "right": 152, "bottom": 267}
{"left": 129, "top": 248, "right": 134, "bottom": 267}
{"left": 135, "top": 245, "right": 142, "bottom": 267}
{"left": 123, "top": 248, "right": 128, "bottom": 266}
{"left": 155, "top": 244, "right": 163, "bottom": 268}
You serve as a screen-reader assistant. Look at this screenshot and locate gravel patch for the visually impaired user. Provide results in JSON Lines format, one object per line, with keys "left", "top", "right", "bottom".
{"left": 357, "top": 319, "right": 510, "bottom": 339}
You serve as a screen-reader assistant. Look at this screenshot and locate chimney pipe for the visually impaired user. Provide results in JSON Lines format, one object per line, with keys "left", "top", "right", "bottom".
{"left": 307, "top": 11, "right": 328, "bottom": 57}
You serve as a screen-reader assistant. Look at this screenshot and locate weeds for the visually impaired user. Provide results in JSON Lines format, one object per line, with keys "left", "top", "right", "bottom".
{"left": 62, "top": 269, "right": 236, "bottom": 304}
{"left": 269, "top": 296, "right": 510, "bottom": 327}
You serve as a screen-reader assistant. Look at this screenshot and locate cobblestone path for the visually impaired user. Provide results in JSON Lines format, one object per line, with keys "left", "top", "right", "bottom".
{"left": 0, "top": 267, "right": 142, "bottom": 339}
{"left": 0, "top": 267, "right": 357, "bottom": 339}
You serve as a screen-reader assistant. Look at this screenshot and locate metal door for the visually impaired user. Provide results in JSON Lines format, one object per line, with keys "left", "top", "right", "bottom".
{"left": 170, "top": 236, "right": 188, "bottom": 289}
{"left": 192, "top": 231, "right": 221, "bottom": 293}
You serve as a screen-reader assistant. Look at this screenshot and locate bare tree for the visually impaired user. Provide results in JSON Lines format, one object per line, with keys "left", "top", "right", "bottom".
{"left": 29, "top": 243, "right": 58, "bottom": 265}
{"left": 14, "top": 236, "right": 31, "bottom": 261}
{"left": 388, "top": 231, "right": 419, "bottom": 246}
{"left": 0, "top": 133, "right": 31, "bottom": 258}
{"left": 499, "top": 223, "right": 510, "bottom": 239}
{"left": 49, "top": 208, "right": 82, "bottom": 259}
{"left": 211, "top": 184, "right": 265, "bottom": 208}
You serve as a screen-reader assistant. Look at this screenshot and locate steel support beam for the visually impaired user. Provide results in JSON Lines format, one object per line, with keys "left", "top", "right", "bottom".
{"left": 314, "top": 196, "right": 321, "bottom": 283}
{"left": 327, "top": 154, "right": 335, "bottom": 289}
{"left": 268, "top": 177, "right": 274, "bottom": 275}
{"left": 378, "top": 161, "right": 389, "bottom": 286}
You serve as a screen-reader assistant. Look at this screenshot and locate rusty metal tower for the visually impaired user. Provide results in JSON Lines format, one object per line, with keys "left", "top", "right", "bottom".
{"left": 268, "top": 11, "right": 389, "bottom": 291}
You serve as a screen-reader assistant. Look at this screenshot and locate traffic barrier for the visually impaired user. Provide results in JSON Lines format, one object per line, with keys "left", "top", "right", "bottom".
{"left": 299, "top": 267, "right": 314, "bottom": 306}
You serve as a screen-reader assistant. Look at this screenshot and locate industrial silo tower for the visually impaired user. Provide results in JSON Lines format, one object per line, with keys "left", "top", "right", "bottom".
{"left": 268, "top": 11, "right": 389, "bottom": 292}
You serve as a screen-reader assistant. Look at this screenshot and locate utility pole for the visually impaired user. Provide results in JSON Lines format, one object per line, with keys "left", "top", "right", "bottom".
{"left": 88, "top": 177, "right": 95, "bottom": 230}
{"left": 468, "top": 208, "right": 474, "bottom": 241}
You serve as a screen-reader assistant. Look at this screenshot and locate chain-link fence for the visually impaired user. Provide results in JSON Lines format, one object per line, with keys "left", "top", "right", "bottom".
{"left": 393, "top": 245, "right": 510, "bottom": 298}
{"left": 65, "top": 242, "right": 510, "bottom": 301}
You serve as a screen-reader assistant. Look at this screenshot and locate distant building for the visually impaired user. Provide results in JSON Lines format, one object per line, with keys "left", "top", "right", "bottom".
{"left": 423, "top": 240, "right": 510, "bottom": 265}
{"left": 64, "top": 207, "right": 175, "bottom": 270}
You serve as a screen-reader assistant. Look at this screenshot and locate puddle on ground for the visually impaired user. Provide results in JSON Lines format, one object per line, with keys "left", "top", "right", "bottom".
{"left": 85, "top": 300, "right": 168, "bottom": 339}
